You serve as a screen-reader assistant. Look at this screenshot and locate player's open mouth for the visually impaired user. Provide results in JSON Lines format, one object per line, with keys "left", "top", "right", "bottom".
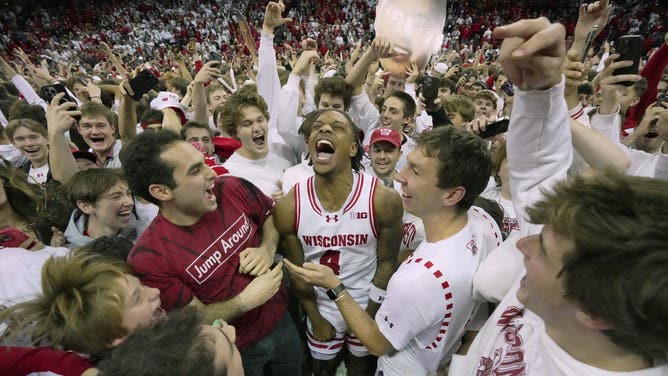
{"left": 315, "top": 139, "right": 335, "bottom": 162}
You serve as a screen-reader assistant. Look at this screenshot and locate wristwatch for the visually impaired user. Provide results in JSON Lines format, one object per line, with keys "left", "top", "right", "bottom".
{"left": 326, "top": 283, "right": 346, "bottom": 300}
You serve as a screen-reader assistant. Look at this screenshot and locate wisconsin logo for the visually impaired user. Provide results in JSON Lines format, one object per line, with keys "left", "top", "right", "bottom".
{"left": 186, "top": 214, "right": 252, "bottom": 284}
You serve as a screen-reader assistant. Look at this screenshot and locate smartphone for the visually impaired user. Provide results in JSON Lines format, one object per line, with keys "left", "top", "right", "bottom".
{"left": 40, "top": 83, "right": 77, "bottom": 106}
{"left": 0, "top": 228, "right": 30, "bottom": 248}
{"left": 129, "top": 69, "right": 160, "bottom": 101}
{"left": 579, "top": 26, "right": 598, "bottom": 62}
{"left": 612, "top": 35, "right": 643, "bottom": 86}
{"left": 422, "top": 76, "right": 440, "bottom": 109}
{"left": 501, "top": 81, "right": 514, "bottom": 97}
{"left": 478, "top": 118, "right": 510, "bottom": 139}
{"left": 655, "top": 93, "right": 668, "bottom": 108}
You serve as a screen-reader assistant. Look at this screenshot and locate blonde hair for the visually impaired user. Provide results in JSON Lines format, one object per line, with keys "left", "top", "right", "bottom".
{"left": 0, "top": 251, "right": 132, "bottom": 354}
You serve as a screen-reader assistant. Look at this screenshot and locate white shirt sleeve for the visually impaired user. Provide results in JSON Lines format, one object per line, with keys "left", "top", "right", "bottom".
{"left": 590, "top": 107, "right": 622, "bottom": 145}
{"left": 654, "top": 153, "right": 668, "bottom": 180}
{"left": 349, "top": 92, "right": 380, "bottom": 145}
{"left": 10, "top": 75, "right": 49, "bottom": 111}
{"left": 257, "top": 32, "right": 281, "bottom": 118}
{"left": 276, "top": 74, "right": 307, "bottom": 156}
{"left": 507, "top": 77, "right": 571, "bottom": 237}
{"left": 376, "top": 274, "right": 440, "bottom": 351}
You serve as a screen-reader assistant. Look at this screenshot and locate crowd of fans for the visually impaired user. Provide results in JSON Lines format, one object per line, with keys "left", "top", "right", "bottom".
{"left": 0, "top": 0, "right": 667, "bottom": 375}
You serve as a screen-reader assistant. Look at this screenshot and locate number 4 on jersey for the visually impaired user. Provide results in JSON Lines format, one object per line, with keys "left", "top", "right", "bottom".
{"left": 319, "top": 250, "right": 340, "bottom": 275}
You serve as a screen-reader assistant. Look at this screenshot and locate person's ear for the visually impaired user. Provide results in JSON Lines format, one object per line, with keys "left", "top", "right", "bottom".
{"left": 440, "top": 186, "right": 466, "bottom": 208}
{"left": 629, "top": 96, "right": 641, "bottom": 108}
{"left": 348, "top": 140, "right": 358, "bottom": 158}
{"left": 574, "top": 308, "right": 613, "bottom": 330}
{"left": 148, "top": 183, "right": 174, "bottom": 202}
{"left": 76, "top": 200, "right": 95, "bottom": 215}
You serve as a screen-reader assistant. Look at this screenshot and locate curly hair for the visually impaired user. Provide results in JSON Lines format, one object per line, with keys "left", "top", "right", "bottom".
{"left": 314, "top": 76, "right": 354, "bottom": 111}
{"left": 218, "top": 85, "right": 270, "bottom": 138}
{"left": 119, "top": 130, "right": 180, "bottom": 206}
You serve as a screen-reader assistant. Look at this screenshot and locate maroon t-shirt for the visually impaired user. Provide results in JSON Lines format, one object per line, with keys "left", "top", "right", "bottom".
{"left": 129, "top": 175, "right": 286, "bottom": 349}
{"left": 0, "top": 346, "right": 93, "bottom": 376}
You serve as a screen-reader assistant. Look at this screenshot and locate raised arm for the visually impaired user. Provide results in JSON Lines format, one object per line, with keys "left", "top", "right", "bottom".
{"left": 276, "top": 50, "right": 319, "bottom": 156}
{"left": 191, "top": 61, "right": 222, "bottom": 126}
{"left": 257, "top": 0, "right": 293, "bottom": 117}
{"left": 46, "top": 94, "right": 81, "bottom": 184}
{"left": 495, "top": 17, "right": 570, "bottom": 235}
{"left": 118, "top": 78, "right": 138, "bottom": 143}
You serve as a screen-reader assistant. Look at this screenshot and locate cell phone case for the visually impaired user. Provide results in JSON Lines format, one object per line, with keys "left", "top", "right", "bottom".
{"left": 129, "top": 69, "right": 160, "bottom": 101}
{"left": 478, "top": 119, "right": 510, "bottom": 139}
{"left": 612, "top": 35, "right": 642, "bottom": 86}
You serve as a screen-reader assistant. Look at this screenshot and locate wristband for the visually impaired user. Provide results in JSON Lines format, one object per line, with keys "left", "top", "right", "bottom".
{"left": 369, "top": 284, "right": 386, "bottom": 303}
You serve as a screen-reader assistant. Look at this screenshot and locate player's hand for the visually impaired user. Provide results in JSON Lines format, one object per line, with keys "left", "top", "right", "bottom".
{"left": 238, "top": 246, "right": 274, "bottom": 276}
{"left": 238, "top": 262, "right": 283, "bottom": 310}
{"left": 310, "top": 317, "right": 336, "bottom": 341}
{"left": 494, "top": 17, "right": 565, "bottom": 91}
{"left": 284, "top": 259, "right": 340, "bottom": 290}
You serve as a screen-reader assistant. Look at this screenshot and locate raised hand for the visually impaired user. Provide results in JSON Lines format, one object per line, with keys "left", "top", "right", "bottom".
{"left": 194, "top": 60, "right": 221, "bottom": 83}
{"left": 46, "top": 93, "right": 80, "bottom": 135}
{"left": 494, "top": 17, "right": 565, "bottom": 91}
{"left": 263, "top": 0, "right": 293, "bottom": 34}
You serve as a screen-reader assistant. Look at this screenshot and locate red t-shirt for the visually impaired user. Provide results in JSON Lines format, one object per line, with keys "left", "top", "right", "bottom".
{"left": 0, "top": 346, "right": 93, "bottom": 376}
{"left": 129, "top": 175, "right": 286, "bottom": 349}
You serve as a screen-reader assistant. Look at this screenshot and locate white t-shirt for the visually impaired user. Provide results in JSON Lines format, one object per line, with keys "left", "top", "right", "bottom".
{"left": 449, "top": 276, "right": 668, "bottom": 376}
{"left": 375, "top": 210, "right": 500, "bottom": 375}
{"left": 482, "top": 188, "right": 520, "bottom": 239}
{"left": 0, "top": 246, "right": 70, "bottom": 308}
{"left": 223, "top": 143, "right": 296, "bottom": 197}
{"left": 28, "top": 163, "right": 49, "bottom": 185}
{"left": 281, "top": 158, "right": 314, "bottom": 195}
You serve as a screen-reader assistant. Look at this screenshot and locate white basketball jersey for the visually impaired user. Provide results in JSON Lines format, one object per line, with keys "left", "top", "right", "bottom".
{"left": 294, "top": 172, "right": 379, "bottom": 332}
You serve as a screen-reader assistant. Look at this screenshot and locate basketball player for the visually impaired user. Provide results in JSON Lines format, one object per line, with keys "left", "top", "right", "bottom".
{"left": 274, "top": 109, "right": 404, "bottom": 375}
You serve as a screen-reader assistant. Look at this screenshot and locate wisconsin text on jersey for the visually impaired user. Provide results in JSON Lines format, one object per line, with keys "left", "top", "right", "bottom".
{"left": 301, "top": 234, "right": 370, "bottom": 248}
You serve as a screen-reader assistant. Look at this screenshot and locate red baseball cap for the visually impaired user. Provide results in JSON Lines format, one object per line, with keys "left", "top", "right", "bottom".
{"left": 370, "top": 128, "right": 401, "bottom": 149}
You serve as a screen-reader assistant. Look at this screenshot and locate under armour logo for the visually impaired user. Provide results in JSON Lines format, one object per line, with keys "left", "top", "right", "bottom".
{"left": 384, "top": 315, "right": 394, "bottom": 329}
{"left": 325, "top": 214, "right": 339, "bottom": 223}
